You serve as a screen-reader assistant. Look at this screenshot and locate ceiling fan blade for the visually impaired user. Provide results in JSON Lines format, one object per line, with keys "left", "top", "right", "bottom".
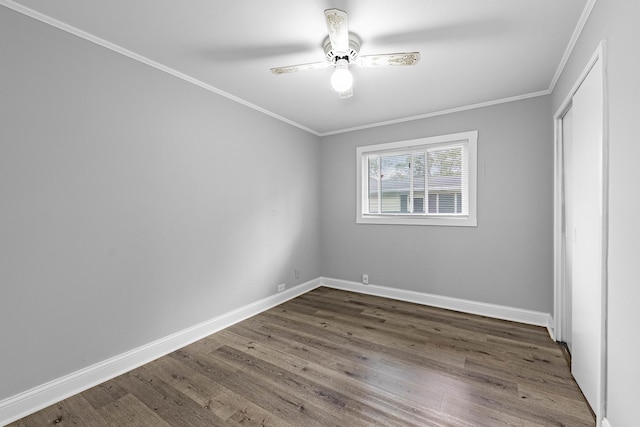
{"left": 355, "top": 52, "right": 421, "bottom": 67}
{"left": 270, "top": 61, "right": 330, "bottom": 75}
{"left": 324, "top": 9, "right": 349, "bottom": 53}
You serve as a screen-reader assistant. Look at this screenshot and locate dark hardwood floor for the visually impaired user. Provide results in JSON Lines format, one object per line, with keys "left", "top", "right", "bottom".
{"left": 9, "top": 287, "right": 595, "bottom": 426}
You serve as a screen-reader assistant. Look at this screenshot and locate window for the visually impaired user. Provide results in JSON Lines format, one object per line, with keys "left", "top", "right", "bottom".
{"left": 356, "top": 131, "right": 477, "bottom": 226}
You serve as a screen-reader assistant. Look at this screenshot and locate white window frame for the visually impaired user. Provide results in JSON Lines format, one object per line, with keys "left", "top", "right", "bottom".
{"left": 356, "top": 131, "right": 477, "bottom": 227}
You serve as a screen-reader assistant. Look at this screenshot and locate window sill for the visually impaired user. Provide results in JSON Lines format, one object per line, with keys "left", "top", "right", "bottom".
{"left": 357, "top": 215, "right": 477, "bottom": 227}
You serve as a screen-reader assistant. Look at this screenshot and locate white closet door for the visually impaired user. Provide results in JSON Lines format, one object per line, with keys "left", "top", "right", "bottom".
{"left": 570, "top": 57, "right": 604, "bottom": 414}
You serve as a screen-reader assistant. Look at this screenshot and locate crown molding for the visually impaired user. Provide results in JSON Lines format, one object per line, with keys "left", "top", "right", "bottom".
{"left": 0, "top": 0, "right": 321, "bottom": 137}
{"left": 1, "top": 0, "right": 594, "bottom": 137}
{"left": 318, "top": 90, "right": 551, "bottom": 136}
{"left": 548, "top": 0, "right": 599, "bottom": 92}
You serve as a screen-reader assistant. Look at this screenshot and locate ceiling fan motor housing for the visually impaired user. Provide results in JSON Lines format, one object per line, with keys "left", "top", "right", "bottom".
{"left": 324, "top": 34, "right": 361, "bottom": 64}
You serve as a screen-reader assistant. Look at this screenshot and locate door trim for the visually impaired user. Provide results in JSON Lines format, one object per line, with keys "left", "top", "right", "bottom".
{"left": 553, "top": 40, "right": 608, "bottom": 424}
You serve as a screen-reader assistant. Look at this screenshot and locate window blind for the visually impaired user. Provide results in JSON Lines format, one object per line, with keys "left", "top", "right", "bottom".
{"left": 365, "top": 142, "right": 468, "bottom": 216}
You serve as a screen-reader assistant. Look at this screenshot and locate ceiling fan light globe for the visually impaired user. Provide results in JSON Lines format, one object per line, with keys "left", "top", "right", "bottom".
{"left": 331, "top": 67, "right": 353, "bottom": 92}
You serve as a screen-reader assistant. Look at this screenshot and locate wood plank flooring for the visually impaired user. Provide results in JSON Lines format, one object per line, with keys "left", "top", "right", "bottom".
{"left": 8, "top": 287, "right": 595, "bottom": 426}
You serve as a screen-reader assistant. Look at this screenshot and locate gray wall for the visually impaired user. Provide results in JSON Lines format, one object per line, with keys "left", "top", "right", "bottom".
{"left": 0, "top": 8, "right": 321, "bottom": 401}
{"left": 320, "top": 95, "right": 554, "bottom": 313}
{"left": 551, "top": 0, "right": 640, "bottom": 424}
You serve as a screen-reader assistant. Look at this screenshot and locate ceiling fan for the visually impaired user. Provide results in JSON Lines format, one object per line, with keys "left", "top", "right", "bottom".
{"left": 270, "top": 9, "right": 421, "bottom": 98}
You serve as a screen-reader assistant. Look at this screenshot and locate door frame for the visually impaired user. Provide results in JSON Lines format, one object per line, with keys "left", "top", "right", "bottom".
{"left": 553, "top": 40, "right": 609, "bottom": 423}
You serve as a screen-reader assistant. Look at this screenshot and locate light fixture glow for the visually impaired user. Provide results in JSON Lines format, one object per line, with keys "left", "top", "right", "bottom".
{"left": 330, "top": 59, "right": 353, "bottom": 93}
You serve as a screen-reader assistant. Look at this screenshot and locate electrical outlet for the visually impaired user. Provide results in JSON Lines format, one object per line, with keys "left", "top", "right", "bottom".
{"left": 277, "top": 283, "right": 286, "bottom": 292}
{"left": 362, "top": 274, "right": 369, "bottom": 285}
{"left": 294, "top": 269, "right": 300, "bottom": 280}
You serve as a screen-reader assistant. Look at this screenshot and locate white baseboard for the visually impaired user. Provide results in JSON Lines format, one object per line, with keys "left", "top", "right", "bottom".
{"left": 602, "top": 417, "right": 612, "bottom": 427}
{"left": 319, "top": 277, "right": 554, "bottom": 333}
{"left": 0, "top": 278, "right": 322, "bottom": 426}
{"left": 0, "top": 276, "right": 555, "bottom": 426}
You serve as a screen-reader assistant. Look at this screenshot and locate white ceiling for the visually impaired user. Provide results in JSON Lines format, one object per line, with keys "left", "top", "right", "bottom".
{"left": 5, "top": 0, "right": 589, "bottom": 135}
